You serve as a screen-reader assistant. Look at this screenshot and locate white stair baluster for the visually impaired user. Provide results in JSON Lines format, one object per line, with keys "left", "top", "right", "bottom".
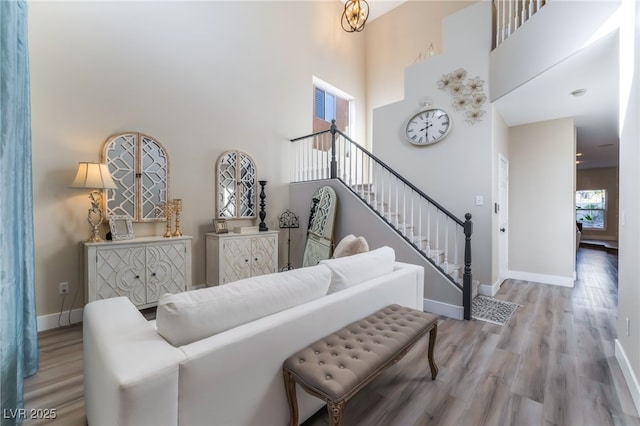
{"left": 444, "top": 217, "right": 449, "bottom": 273}
{"left": 410, "top": 191, "right": 414, "bottom": 241}
{"left": 394, "top": 177, "right": 399, "bottom": 227}
{"left": 418, "top": 198, "right": 422, "bottom": 247}
{"left": 426, "top": 203, "right": 431, "bottom": 256}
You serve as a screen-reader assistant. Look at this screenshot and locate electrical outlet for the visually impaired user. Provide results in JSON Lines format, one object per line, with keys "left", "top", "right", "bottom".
{"left": 59, "top": 282, "right": 69, "bottom": 295}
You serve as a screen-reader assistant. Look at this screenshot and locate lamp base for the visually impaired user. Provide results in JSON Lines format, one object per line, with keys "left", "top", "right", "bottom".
{"left": 85, "top": 223, "right": 103, "bottom": 243}
{"left": 85, "top": 192, "right": 105, "bottom": 243}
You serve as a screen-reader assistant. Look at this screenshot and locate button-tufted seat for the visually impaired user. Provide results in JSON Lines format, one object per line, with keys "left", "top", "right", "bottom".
{"left": 283, "top": 304, "right": 438, "bottom": 426}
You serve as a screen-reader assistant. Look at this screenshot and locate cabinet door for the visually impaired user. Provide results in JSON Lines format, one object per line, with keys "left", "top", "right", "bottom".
{"left": 250, "top": 236, "right": 276, "bottom": 276}
{"left": 145, "top": 242, "right": 187, "bottom": 303}
{"left": 95, "top": 246, "right": 146, "bottom": 306}
{"left": 221, "top": 238, "right": 252, "bottom": 283}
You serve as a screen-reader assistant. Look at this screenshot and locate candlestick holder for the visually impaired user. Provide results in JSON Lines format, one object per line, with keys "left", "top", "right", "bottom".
{"left": 172, "top": 199, "right": 183, "bottom": 237}
{"left": 258, "top": 180, "right": 268, "bottom": 231}
{"left": 163, "top": 201, "right": 174, "bottom": 238}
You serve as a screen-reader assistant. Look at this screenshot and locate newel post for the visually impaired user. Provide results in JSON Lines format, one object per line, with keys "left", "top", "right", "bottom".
{"left": 330, "top": 120, "right": 337, "bottom": 179}
{"left": 463, "top": 213, "right": 473, "bottom": 320}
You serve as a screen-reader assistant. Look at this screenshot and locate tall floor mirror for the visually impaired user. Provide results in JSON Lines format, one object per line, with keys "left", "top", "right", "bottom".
{"left": 302, "top": 186, "right": 337, "bottom": 267}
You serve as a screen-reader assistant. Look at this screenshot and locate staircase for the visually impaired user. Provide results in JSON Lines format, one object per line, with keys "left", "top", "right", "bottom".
{"left": 291, "top": 121, "right": 477, "bottom": 319}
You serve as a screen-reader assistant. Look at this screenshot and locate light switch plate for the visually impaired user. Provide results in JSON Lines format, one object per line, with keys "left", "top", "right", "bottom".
{"left": 475, "top": 195, "right": 484, "bottom": 206}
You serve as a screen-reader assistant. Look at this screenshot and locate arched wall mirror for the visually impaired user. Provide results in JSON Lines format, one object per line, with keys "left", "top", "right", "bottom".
{"left": 216, "top": 150, "right": 257, "bottom": 219}
{"left": 102, "top": 132, "right": 170, "bottom": 222}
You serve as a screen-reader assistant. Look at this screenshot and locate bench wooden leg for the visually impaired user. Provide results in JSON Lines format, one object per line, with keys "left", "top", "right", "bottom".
{"left": 327, "top": 399, "right": 345, "bottom": 426}
{"left": 283, "top": 370, "right": 299, "bottom": 426}
{"left": 428, "top": 324, "right": 439, "bottom": 379}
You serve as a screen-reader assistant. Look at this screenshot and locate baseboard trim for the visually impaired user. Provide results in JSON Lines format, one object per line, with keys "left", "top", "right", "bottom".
{"left": 507, "top": 270, "right": 574, "bottom": 287}
{"left": 423, "top": 298, "right": 463, "bottom": 320}
{"left": 479, "top": 280, "right": 503, "bottom": 297}
{"left": 615, "top": 339, "right": 640, "bottom": 416}
{"left": 37, "top": 308, "right": 83, "bottom": 332}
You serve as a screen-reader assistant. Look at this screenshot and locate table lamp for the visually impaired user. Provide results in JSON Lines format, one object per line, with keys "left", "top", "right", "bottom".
{"left": 70, "top": 162, "right": 117, "bottom": 242}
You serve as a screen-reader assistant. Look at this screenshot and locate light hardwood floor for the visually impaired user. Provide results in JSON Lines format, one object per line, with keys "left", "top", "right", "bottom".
{"left": 23, "top": 247, "right": 638, "bottom": 425}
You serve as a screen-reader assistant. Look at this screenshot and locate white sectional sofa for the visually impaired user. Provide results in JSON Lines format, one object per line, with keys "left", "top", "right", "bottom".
{"left": 83, "top": 247, "right": 425, "bottom": 426}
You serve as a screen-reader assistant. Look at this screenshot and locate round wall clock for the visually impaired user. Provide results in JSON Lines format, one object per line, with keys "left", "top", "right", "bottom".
{"left": 404, "top": 108, "right": 451, "bottom": 146}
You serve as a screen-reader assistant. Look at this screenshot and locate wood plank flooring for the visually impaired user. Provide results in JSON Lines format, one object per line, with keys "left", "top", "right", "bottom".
{"left": 23, "top": 247, "right": 637, "bottom": 426}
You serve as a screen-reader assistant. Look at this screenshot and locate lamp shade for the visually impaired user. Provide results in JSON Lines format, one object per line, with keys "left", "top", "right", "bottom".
{"left": 70, "top": 162, "right": 117, "bottom": 189}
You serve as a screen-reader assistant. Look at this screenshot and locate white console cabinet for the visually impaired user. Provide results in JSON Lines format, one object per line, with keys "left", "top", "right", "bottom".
{"left": 205, "top": 231, "right": 278, "bottom": 286}
{"left": 84, "top": 236, "right": 192, "bottom": 309}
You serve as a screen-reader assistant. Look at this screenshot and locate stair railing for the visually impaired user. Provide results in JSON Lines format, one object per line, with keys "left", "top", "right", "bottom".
{"left": 291, "top": 120, "right": 474, "bottom": 319}
{"left": 494, "top": 0, "right": 548, "bottom": 48}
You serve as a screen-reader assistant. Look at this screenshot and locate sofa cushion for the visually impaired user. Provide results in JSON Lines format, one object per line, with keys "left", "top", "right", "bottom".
{"left": 156, "top": 264, "right": 332, "bottom": 346}
{"left": 321, "top": 246, "right": 395, "bottom": 294}
{"left": 333, "top": 234, "right": 369, "bottom": 258}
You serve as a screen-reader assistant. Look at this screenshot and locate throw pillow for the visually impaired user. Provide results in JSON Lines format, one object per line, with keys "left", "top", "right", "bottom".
{"left": 156, "top": 264, "right": 331, "bottom": 346}
{"left": 320, "top": 246, "right": 395, "bottom": 294}
{"left": 333, "top": 234, "right": 369, "bottom": 258}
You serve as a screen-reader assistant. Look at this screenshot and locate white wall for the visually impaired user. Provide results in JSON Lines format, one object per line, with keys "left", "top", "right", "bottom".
{"left": 364, "top": 0, "right": 474, "bottom": 147}
{"left": 28, "top": 1, "right": 367, "bottom": 319}
{"left": 508, "top": 118, "right": 576, "bottom": 286}
{"left": 490, "top": 0, "right": 621, "bottom": 102}
{"left": 616, "top": 0, "right": 640, "bottom": 413}
{"left": 371, "top": 1, "right": 494, "bottom": 286}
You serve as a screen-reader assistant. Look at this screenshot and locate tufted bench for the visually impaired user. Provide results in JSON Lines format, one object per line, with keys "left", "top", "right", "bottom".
{"left": 282, "top": 304, "right": 438, "bottom": 426}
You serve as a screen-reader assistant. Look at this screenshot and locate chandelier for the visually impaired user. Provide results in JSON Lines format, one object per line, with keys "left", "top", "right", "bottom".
{"left": 341, "top": 0, "right": 369, "bottom": 33}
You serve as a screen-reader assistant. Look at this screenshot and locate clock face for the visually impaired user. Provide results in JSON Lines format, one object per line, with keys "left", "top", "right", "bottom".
{"left": 405, "top": 109, "right": 451, "bottom": 146}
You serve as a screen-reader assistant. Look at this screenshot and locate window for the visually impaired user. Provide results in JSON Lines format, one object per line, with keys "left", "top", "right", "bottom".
{"left": 576, "top": 189, "right": 606, "bottom": 229}
{"left": 314, "top": 88, "right": 336, "bottom": 122}
{"left": 312, "top": 77, "right": 353, "bottom": 137}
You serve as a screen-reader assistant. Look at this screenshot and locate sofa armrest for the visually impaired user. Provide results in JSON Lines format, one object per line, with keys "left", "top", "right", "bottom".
{"left": 83, "top": 297, "right": 186, "bottom": 426}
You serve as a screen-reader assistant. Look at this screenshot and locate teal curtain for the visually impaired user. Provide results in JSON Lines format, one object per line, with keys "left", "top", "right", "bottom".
{"left": 0, "top": 1, "right": 39, "bottom": 425}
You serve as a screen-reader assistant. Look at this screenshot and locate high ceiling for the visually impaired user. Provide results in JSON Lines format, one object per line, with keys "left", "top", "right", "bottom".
{"left": 363, "top": 1, "right": 620, "bottom": 170}
{"left": 493, "top": 30, "right": 620, "bottom": 170}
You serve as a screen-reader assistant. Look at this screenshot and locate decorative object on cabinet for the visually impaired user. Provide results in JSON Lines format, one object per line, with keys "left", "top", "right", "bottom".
{"left": 302, "top": 186, "right": 337, "bottom": 267}
{"left": 258, "top": 180, "right": 268, "bottom": 231}
{"left": 234, "top": 226, "right": 259, "bottom": 234}
{"left": 279, "top": 210, "right": 299, "bottom": 271}
{"left": 172, "top": 198, "right": 183, "bottom": 237}
{"left": 161, "top": 201, "right": 175, "bottom": 238}
{"left": 216, "top": 150, "right": 257, "bottom": 219}
{"left": 83, "top": 236, "right": 192, "bottom": 309}
{"left": 70, "top": 162, "right": 118, "bottom": 243}
{"left": 205, "top": 231, "right": 278, "bottom": 286}
{"left": 108, "top": 215, "right": 134, "bottom": 241}
{"left": 214, "top": 219, "right": 228, "bottom": 234}
{"left": 102, "top": 132, "right": 169, "bottom": 222}
{"left": 437, "top": 68, "right": 487, "bottom": 124}
{"left": 341, "top": 0, "right": 369, "bottom": 33}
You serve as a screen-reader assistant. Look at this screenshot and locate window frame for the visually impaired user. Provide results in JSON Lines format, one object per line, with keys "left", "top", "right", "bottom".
{"left": 576, "top": 189, "right": 607, "bottom": 230}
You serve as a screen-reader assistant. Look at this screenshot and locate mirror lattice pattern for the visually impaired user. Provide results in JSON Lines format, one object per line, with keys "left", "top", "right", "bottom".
{"left": 105, "top": 134, "right": 137, "bottom": 219}
{"left": 141, "top": 136, "right": 168, "bottom": 220}
{"left": 218, "top": 152, "right": 238, "bottom": 217}
{"left": 217, "top": 150, "right": 257, "bottom": 219}
{"left": 103, "top": 133, "right": 169, "bottom": 222}
{"left": 239, "top": 153, "right": 256, "bottom": 217}
{"left": 309, "top": 186, "right": 335, "bottom": 237}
